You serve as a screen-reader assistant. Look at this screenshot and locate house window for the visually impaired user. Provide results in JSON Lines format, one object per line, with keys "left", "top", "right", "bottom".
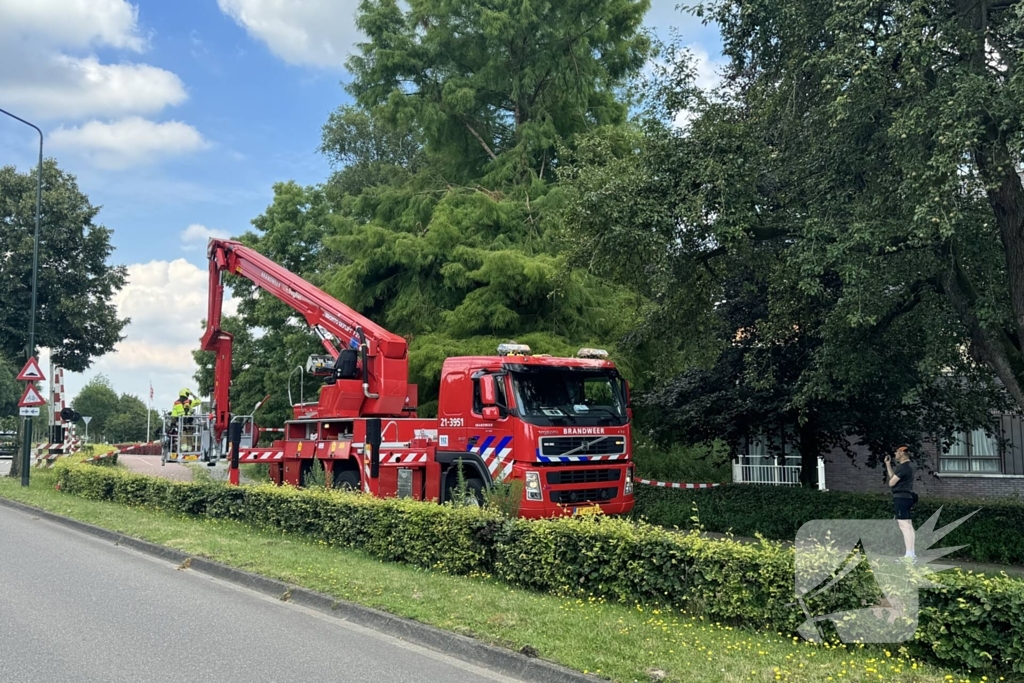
{"left": 940, "top": 428, "right": 1002, "bottom": 473}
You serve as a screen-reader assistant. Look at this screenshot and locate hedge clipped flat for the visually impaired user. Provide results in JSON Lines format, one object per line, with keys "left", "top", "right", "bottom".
{"left": 55, "top": 463, "right": 1024, "bottom": 674}
{"left": 633, "top": 484, "right": 1024, "bottom": 566}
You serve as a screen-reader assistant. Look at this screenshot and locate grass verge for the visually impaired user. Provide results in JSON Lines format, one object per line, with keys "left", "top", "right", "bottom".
{"left": 0, "top": 471, "right": 998, "bottom": 683}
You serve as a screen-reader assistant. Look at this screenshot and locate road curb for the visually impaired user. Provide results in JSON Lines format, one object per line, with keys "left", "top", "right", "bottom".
{"left": 0, "top": 496, "right": 603, "bottom": 683}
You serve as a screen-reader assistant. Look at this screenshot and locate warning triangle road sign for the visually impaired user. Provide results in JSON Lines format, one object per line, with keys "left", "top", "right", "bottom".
{"left": 18, "top": 384, "right": 46, "bottom": 408}
{"left": 16, "top": 357, "right": 46, "bottom": 382}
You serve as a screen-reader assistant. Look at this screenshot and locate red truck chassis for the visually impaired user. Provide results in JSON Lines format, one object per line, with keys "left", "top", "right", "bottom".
{"left": 201, "top": 240, "right": 634, "bottom": 517}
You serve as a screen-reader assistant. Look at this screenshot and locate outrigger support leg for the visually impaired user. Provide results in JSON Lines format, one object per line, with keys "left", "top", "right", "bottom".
{"left": 228, "top": 419, "right": 242, "bottom": 486}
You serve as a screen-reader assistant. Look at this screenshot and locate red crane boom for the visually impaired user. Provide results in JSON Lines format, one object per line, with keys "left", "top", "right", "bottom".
{"left": 199, "top": 239, "right": 414, "bottom": 439}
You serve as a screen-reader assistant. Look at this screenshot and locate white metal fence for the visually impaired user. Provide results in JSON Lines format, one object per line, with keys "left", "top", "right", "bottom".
{"left": 732, "top": 455, "right": 827, "bottom": 490}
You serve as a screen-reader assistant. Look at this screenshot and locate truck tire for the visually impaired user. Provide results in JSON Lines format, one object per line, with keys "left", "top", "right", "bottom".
{"left": 333, "top": 469, "right": 360, "bottom": 491}
{"left": 445, "top": 473, "right": 484, "bottom": 507}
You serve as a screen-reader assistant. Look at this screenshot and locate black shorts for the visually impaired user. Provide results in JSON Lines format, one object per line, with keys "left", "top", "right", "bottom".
{"left": 894, "top": 496, "right": 914, "bottom": 520}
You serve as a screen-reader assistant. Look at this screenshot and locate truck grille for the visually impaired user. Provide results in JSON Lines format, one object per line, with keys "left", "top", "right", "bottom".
{"left": 549, "top": 487, "right": 619, "bottom": 504}
{"left": 539, "top": 436, "right": 626, "bottom": 457}
{"left": 546, "top": 469, "right": 620, "bottom": 485}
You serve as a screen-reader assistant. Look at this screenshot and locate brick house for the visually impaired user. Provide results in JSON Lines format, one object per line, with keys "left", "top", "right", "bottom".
{"left": 824, "top": 416, "right": 1024, "bottom": 500}
{"left": 739, "top": 416, "right": 1024, "bottom": 499}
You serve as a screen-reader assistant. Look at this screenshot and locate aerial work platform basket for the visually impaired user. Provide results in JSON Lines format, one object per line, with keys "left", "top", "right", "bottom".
{"left": 160, "top": 410, "right": 256, "bottom": 466}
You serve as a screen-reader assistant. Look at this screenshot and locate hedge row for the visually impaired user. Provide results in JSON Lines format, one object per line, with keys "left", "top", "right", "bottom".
{"left": 55, "top": 463, "right": 1024, "bottom": 673}
{"left": 634, "top": 484, "right": 1024, "bottom": 566}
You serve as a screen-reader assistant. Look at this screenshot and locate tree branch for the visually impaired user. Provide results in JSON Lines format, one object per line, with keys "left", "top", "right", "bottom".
{"left": 463, "top": 121, "right": 499, "bottom": 162}
{"left": 937, "top": 252, "right": 1024, "bottom": 409}
{"left": 868, "top": 279, "right": 934, "bottom": 331}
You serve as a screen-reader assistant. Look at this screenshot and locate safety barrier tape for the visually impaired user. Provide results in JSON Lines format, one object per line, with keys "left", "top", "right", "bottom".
{"left": 117, "top": 441, "right": 160, "bottom": 454}
{"left": 636, "top": 478, "right": 721, "bottom": 490}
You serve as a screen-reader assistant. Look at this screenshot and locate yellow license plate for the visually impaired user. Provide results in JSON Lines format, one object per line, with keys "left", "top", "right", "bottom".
{"left": 184, "top": 454, "right": 199, "bottom": 461}
{"left": 573, "top": 504, "right": 601, "bottom": 516}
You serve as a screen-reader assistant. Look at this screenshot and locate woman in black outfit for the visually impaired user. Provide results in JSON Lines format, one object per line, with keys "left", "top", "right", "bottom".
{"left": 885, "top": 445, "right": 916, "bottom": 559}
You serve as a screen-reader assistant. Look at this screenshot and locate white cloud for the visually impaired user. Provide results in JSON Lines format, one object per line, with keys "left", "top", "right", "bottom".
{"left": 688, "top": 45, "right": 724, "bottom": 91}
{"left": 673, "top": 46, "right": 725, "bottom": 131}
{"left": 55, "top": 260, "right": 238, "bottom": 412}
{"left": 182, "top": 224, "right": 231, "bottom": 251}
{"left": 0, "top": 0, "right": 145, "bottom": 51}
{"left": 50, "top": 118, "right": 209, "bottom": 169}
{"left": 218, "top": 0, "right": 362, "bottom": 68}
{"left": 0, "top": 0, "right": 203, "bottom": 170}
{"left": 644, "top": 44, "right": 725, "bottom": 131}
{"left": 0, "top": 54, "right": 187, "bottom": 121}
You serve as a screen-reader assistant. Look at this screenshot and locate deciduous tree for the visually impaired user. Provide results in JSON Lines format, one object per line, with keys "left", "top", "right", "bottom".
{"left": 0, "top": 160, "right": 127, "bottom": 370}
{"left": 563, "top": 0, "right": 1023, "bottom": 477}
{"left": 70, "top": 375, "right": 120, "bottom": 441}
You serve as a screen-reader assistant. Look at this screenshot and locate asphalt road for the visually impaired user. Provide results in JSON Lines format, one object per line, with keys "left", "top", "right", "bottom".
{"left": 0, "top": 505, "right": 517, "bottom": 683}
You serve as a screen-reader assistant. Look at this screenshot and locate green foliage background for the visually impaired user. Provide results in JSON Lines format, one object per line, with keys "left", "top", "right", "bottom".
{"left": 70, "top": 375, "right": 160, "bottom": 443}
{"left": 195, "top": 0, "right": 654, "bottom": 422}
{"left": 633, "top": 483, "right": 1024, "bottom": 565}
{"left": 194, "top": 0, "right": 1024, "bottom": 483}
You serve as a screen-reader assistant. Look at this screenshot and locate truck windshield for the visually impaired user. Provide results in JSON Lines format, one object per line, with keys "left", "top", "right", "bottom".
{"left": 511, "top": 369, "right": 627, "bottom": 426}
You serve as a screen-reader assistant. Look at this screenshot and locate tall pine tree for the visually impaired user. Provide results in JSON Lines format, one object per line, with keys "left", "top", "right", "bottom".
{"left": 201, "top": 0, "right": 653, "bottom": 417}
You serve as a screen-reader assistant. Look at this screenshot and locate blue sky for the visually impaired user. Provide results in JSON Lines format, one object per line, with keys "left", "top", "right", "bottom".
{"left": 0, "top": 0, "right": 722, "bottom": 416}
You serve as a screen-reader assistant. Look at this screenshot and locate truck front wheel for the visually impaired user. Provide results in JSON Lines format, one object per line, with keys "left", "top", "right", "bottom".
{"left": 445, "top": 473, "right": 484, "bottom": 507}
{"left": 333, "top": 469, "right": 360, "bottom": 491}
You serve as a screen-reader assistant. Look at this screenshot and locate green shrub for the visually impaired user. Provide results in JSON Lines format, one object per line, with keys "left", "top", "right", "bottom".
{"left": 302, "top": 458, "right": 327, "bottom": 489}
{"left": 239, "top": 463, "right": 271, "bottom": 483}
{"left": 632, "top": 440, "right": 732, "bottom": 483}
{"left": 916, "top": 571, "right": 1024, "bottom": 671}
{"left": 634, "top": 483, "right": 1024, "bottom": 565}
{"left": 52, "top": 462, "right": 1024, "bottom": 674}
{"left": 484, "top": 478, "right": 525, "bottom": 518}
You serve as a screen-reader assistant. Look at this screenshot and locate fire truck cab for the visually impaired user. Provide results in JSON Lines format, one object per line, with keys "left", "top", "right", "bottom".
{"left": 433, "top": 349, "right": 633, "bottom": 517}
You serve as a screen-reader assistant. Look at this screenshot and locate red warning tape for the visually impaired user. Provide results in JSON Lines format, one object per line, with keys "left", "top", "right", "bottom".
{"left": 637, "top": 478, "right": 721, "bottom": 490}
{"left": 117, "top": 441, "right": 160, "bottom": 454}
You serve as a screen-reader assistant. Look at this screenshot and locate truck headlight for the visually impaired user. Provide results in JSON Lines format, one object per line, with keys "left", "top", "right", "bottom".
{"left": 624, "top": 467, "right": 633, "bottom": 495}
{"left": 525, "top": 471, "right": 543, "bottom": 501}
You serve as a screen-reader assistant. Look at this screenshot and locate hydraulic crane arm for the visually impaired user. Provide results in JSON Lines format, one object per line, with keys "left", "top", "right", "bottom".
{"left": 200, "top": 239, "right": 411, "bottom": 437}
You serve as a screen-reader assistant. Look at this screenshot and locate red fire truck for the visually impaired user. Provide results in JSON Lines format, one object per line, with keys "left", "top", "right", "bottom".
{"left": 200, "top": 239, "right": 634, "bottom": 518}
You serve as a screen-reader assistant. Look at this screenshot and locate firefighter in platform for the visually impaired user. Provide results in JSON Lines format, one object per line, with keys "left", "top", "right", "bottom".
{"left": 170, "top": 389, "right": 200, "bottom": 452}
{"left": 171, "top": 389, "right": 200, "bottom": 417}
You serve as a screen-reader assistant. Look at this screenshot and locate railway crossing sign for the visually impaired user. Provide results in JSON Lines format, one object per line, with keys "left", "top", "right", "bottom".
{"left": 15, "top": 357, "right": 45, "bottom": 382}
{"left": 18, "top": 384, "right": 46, "bottom": 408}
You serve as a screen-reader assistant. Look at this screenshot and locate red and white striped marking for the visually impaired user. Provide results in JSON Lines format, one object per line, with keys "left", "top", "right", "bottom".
{"left": 386, "top": 452, "right": 428, "bottom": 464}
{"left": 51, "top": 366, "right": 65, "bottom": 421}
{"left": 361, "top": 449, "right": 371, "bottom": 492}
{"left": 475, "top": 443, "right": 513, "bottom": 482}
{"left": 61, "top": 424, "right": 80, "bottom": 455}
{"left": 637, "top": 478, "right": 721, "bottom": 490}
{"left": 239, "top": 449, "right": 285, "bottom": 462}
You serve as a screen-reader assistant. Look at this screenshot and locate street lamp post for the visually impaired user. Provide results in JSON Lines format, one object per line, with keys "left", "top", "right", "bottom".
{"left": 1, "top": 107, "right": 44, "bottom": 487}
